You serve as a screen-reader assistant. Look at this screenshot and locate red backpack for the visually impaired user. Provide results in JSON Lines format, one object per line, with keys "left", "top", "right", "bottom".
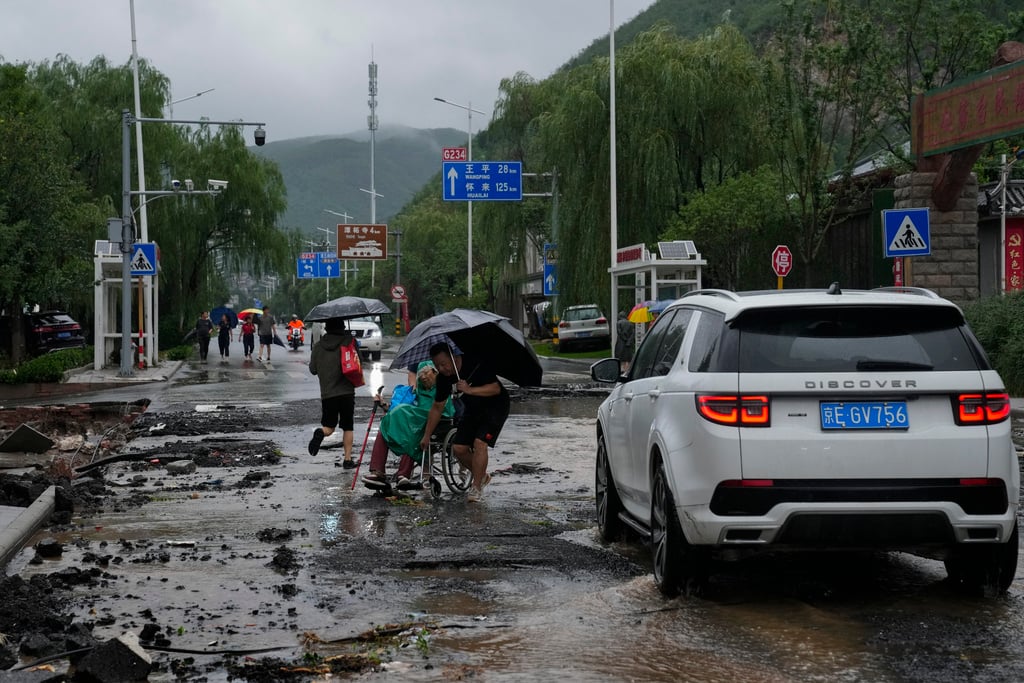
{"left": 340, "top": 338, "right": 365, "bottom": 387}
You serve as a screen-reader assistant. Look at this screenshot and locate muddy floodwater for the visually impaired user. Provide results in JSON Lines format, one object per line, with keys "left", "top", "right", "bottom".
{"left": 4, "top": 350, "right": 1024, "bottom": 681}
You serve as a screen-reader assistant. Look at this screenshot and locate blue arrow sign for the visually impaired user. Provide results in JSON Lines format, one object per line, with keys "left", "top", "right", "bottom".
{"left": 296, "top": 253, "right": 317, "bottom": 279}
{"left": 317, "top": 252, "right": 340, "bottom": 279}
{"left": 442, "top": 161, "right": 523, "bottom": 201}
{"left": 543, "top": 243, "right": 558, "bottom": 296}
{"left": 883, "top": 208, "right": 931, "bottom": 257}
{"left": 130, "top": 242, "right": 157, "bottom": 276}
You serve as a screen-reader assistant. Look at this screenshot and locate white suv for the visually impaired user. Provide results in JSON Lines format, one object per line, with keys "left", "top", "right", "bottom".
{"left": 308, "top": 316, "right": 383, "bottom": 361}
{"left": 558, "top": 304, "right": 610, "bottom": 352}
{"left": 592, "top": 286, "right": 1018, "bottom": 596}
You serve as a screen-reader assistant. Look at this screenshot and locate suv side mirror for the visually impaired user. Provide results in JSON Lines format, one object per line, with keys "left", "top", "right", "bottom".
{"left": 590, "top": 358, "right": 622, "bottom": 383}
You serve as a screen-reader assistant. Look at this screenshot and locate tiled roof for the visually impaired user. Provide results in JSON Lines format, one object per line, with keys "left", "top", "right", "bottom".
{"left": 978, "top": 180, "right": 1024, "bottom": 216}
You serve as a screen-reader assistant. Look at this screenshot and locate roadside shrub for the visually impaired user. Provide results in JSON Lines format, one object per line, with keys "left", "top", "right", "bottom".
{"left": 0, "top": 347, "right": 93, "bottom": 384}
{"left": 165, "top": 344, "right": 194, "bottom": 361}
{"left": 963, "top": 293, "right": 1024, "bottom": 395}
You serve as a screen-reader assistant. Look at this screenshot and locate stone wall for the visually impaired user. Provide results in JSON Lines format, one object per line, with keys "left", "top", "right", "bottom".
{"left": 893, "top": 172, "right": 979, "bottom": 303}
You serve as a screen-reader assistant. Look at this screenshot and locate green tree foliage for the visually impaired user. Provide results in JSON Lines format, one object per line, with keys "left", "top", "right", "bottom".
{"left": 0, "top": 63, "right": 105, "bottom": 361}
{"left": 665, "top": 166, "right": 789, "bottom": 290}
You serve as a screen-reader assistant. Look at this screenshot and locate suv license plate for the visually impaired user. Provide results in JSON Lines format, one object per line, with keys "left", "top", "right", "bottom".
{"left": 57, "top": 332, "right": 71, "bottom": 339}
{"left": 577, "top": 331, "right": 591, "bottom": 338}
{"left": 820, "top": 401, "right": 909, "bottom": 430}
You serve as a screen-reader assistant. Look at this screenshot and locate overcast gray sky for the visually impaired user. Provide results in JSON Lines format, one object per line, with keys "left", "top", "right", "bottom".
{"left": 1, "top": 1, "right": 654, "bottom": 141}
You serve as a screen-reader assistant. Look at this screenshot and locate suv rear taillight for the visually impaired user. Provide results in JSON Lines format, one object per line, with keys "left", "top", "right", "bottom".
{"left": 696, "top": 395, "right": 771, "bottom": 426}
{"left": 559, "top": 321, "right": 569, "bottom": 328}
{"left": 954, "top": 392, "right": 1010, "bottom": 425}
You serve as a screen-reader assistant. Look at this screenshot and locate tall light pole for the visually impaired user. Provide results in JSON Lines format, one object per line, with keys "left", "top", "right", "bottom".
{"left": 119, "top": 111, "right": 267, "bottom": 377}
{"left": 434, "top": 96, "right": 486, "bottom": 297}
{"left": 365, "top": 56, "right": 379, "bottom": 289}
{"left": 316, "top": 226, "right": 336, "bottom": 297}
{"left": 608, "top": 0, "right": 620, "bottom": 355}
{"left": 324, "top": 208, "right": 354, "bottom": 285}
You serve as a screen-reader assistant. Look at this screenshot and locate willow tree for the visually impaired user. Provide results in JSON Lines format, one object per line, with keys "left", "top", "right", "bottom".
{"left": 484, "top": 23, "right": 766, "bottom": 312}
{"left": 148, "top": 124, "right": 289, "bottom": 330}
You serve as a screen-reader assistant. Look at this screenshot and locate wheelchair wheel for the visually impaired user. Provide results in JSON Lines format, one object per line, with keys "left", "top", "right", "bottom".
{"left": 440, "top": 428, "right": 471, "bottom": 492}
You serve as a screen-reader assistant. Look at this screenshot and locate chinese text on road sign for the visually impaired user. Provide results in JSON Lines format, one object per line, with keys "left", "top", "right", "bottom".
{"left": 772, "top": 245, "right": 793, "bottom": 278}
{"left": 442, "top": 161, "right": 523, "bottom": 201}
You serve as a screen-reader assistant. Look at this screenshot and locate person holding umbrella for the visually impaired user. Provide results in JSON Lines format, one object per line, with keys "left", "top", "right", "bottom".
{"left": 420, "top": 341, "right": 510, "bottom": 502}
{"left": 307, "top": 317, "right": 361, "bottom": 469}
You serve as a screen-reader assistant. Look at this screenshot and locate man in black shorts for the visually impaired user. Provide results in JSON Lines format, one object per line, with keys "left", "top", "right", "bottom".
{"left": 420, "top": 341, "right": 509, "bottom": 502}
{"left": 307, "top": 318, "right": 360, "bottom": 469}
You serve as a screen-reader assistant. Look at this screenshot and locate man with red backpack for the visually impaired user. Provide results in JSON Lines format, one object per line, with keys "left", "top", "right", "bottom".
{"left": 307, "top": 318, "right": 363, "bottom": 469}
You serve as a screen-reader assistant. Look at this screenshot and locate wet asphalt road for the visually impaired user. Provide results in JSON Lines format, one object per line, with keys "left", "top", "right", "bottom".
{"left": 7, "top": 342, "right": 1024, "bottom": 681}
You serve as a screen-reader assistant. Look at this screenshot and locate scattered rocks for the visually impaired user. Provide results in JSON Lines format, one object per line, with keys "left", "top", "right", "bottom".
{"left": 34, "top": 537, "right": 63, "bottom": 558}
{"left": 75, "top": 632, "right": 152, "bottom": 682}
{"left": 164, "top": 459, "right": 196, "bottom": 475}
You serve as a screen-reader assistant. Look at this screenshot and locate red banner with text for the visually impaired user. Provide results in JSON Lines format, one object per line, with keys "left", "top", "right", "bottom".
{"left": 1006, "top": 218, "right": 1024, "bottom": 292}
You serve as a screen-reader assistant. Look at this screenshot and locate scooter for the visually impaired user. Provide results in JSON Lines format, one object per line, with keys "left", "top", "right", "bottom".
{"left": 286, "top": 327, "right": 304, "bottom": 350}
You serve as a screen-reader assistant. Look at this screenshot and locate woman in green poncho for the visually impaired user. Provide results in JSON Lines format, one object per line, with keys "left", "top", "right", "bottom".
{"left": 362, "top": 361, "right": 455, "bottom": 490}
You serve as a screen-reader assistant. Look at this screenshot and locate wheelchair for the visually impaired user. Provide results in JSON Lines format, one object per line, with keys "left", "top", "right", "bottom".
{"left": 375, "top": 417, "right": 469, "bottom": 498}
{"left": 418, "top": 418, "right": 471, "bottom": 498}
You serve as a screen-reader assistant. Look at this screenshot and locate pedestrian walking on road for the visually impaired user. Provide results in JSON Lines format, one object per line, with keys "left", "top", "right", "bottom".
{"left": 240, "top": 316, "right": 256, "bottom": 360}
{"left": 257, "top": 306, "right": 277, "bottom": 362}
{"left": 307, "top": 318, "right": 361, "bottom": 469}
{"left": 421, "top": 341, "right": 509, "bottom": 502}
{"left": 217, "top": 314, "right": 233, "bottom": 362}
{"left": 615, "top": 311, "right": 634, "bottom": 369}
{"left": 194, "top": 311, "right": 214, "bottom": 363}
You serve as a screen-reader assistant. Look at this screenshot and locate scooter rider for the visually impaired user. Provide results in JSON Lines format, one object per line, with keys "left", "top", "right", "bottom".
{"left": 287, "top": 315, "right": 305, "bottom": 347}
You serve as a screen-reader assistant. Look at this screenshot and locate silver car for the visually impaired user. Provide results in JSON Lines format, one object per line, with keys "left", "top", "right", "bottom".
{"left": 557, "top": 304, "right": 610, "bottom": 352}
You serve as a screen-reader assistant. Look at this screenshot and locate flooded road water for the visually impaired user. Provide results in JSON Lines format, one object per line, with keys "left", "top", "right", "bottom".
{"left": 6, "top": 347, "right": 1024, "bottom": 681}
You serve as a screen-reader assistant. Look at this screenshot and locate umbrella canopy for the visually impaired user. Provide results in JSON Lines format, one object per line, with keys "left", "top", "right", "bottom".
{"left": 648, "top": 299, "right": 676, "bottom": 315}
{"left": 390, "top": 308, "right": 543, "bottom": 387}
{"left": 239, "top": 307, "right": 263, "bottom": 321}
{"left": 210, "top": 306, "right": 238, "bottom": 329}
{"left": 627, "top": 301, "right": 657, "bottom": 323}
{"left": 305, "top": 296, "right": 390, "bottom": 323}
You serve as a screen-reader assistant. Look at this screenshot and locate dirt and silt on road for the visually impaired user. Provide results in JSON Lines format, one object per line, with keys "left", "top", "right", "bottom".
{"left": 4, "top": 360, "right": 1024, "bottom": 680}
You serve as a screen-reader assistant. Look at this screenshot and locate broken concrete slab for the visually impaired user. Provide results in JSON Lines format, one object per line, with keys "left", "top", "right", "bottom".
{"left": 74, "top": 632, "right": 152, "bottom": 682}
{"left": 0, "top": 424, "right": 54, "bottom": 454}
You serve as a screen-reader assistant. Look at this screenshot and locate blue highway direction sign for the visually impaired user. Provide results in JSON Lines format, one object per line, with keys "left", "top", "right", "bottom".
{"left": 296, "top": 252, "right": 340, "bottom": 279}
{"left": 442, "top": 161, "right": 523, "bottom": 201}
{"left": 883, "top": 208, "right": 931, "bottom": 257}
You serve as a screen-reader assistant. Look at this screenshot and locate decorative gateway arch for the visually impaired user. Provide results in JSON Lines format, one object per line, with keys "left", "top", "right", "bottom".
{"left": 905, "top": 41, "right": 1024, "bottom": 301}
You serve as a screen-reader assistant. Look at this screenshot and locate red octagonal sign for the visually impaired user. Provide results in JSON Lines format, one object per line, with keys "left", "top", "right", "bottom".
{"left": 772, "top": 245, "right": 793, "bottom": 278}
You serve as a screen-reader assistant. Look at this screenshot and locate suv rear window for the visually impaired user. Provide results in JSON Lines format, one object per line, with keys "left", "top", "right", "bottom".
{"left": 563, "top": 307, "right": 601, "bottom": 321}
{"left": 731, "top": 306, "right": 985, "bottom": 373}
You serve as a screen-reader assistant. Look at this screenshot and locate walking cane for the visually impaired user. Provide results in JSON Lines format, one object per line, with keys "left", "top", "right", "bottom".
{"left": 351, "top": 386, "right": 385, "bottom": 490}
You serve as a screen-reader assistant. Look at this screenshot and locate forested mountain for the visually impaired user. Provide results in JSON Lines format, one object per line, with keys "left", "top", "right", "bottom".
{"left": 253, "top": 126, "right": 465, "bottom": 235}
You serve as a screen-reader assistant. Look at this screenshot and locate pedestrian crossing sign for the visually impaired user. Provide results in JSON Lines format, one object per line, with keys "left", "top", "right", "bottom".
{"left": 883, "top": 208, "right": 930, "bottom": 257}
{"left": 130, "top": 242, "right": 158, "bottom": 276}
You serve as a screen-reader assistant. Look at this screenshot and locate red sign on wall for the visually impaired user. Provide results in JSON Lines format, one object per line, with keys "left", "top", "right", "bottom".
{"left": 1006, "top": 218, "right": 1024, "bottom": 292}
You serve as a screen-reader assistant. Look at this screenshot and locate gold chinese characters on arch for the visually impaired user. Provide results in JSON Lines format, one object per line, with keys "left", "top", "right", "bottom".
{"left": 916, "top": 61, "right": 1024, "bottom": 156}
{"left": 335, "top": 224, "right": 388, "bottom": 261}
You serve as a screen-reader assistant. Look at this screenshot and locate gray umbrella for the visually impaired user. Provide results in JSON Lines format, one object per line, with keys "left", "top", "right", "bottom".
{"left": 390, "top": 308, "right": 543, "bottom": 387}
{"left": 305, "top": 296, "right": 391, "bottom": 322}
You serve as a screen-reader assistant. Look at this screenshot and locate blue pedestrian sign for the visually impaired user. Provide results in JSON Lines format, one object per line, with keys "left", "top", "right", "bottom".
{"left": 543, "top": 243, "right": 558, "bottom": 296}
{"left": 442, "top": 161, "right": 523, "bottom": 201}
{"left": 296, "top": 252, "right": 341, "bottom": 279}
{"left": 883, "top": 208, "right": 931, "bottom": 257}
{"left": 130, "top": 242, "right": 157, "bottom": 276}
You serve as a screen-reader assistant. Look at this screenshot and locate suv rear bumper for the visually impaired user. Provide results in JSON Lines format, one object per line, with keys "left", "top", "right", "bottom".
{"left": 681, "top": 500, "right": 1018, "bottom": 547}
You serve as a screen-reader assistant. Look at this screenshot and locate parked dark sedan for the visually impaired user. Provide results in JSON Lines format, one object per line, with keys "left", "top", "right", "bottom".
{"left": 26, "top": 311, "right": 86, "bottom": 354}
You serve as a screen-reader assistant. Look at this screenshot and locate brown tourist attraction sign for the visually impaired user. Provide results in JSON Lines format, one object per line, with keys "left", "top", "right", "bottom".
{"left": 915, "top": 60, "right": 1024, "bottom": 156}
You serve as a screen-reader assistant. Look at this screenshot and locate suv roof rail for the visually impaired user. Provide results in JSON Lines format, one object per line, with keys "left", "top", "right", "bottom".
{"left": 679, "top": 289, "right": 742, "bottom": 301}
{"left": 872, "top": 286, "right": 942, "bottom": 300}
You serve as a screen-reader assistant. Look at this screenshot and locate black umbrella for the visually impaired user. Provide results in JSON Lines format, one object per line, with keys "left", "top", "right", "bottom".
{"left": 390, "top": 309, "right": 543, "bottom": 387}
{"left": 305, "top": 296, "right": 391, "bottom": 322}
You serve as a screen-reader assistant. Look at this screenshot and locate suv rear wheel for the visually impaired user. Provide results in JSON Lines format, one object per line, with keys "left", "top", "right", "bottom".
{"left": 596, "top": 435, "right": 624, "bottom": 542}
{"left": 944, "top": 523, "right": 1018, "bottom": 596}
{"left": 651, "top": 463, "right": 707, "bottom": 597}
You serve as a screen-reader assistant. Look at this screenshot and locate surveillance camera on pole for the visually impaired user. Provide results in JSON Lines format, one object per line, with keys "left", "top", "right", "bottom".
{"left": 171, "top": 179, "right": 181, "bottom": 190}
{"left": 254, "top": 127, "right": 266, "bottom": 146}
{"left": 208, "top": 179, "right": 229, "bottom": 191}
{"left": 184, "top": 179, "right": 194, "bottom": 192}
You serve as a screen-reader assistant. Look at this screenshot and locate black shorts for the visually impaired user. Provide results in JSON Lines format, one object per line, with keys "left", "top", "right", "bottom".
{"left": 452, "top": 400, "right": 509, "bottom": 448}
{"left": 320, "top": 395, "right": 355, "bottom": 431}
{"left": 259, "top": 334, "right": 273, "bottom": 345}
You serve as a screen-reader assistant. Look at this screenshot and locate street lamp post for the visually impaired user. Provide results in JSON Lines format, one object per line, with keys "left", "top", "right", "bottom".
{"left": 118, "top": 110, "right": 267, "bottom": 377}
{"left": 323, "top": 209, "right": 355, "bottom": 285}
{"left": 434, "top": 96, "right": 486, "bottom": 297}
